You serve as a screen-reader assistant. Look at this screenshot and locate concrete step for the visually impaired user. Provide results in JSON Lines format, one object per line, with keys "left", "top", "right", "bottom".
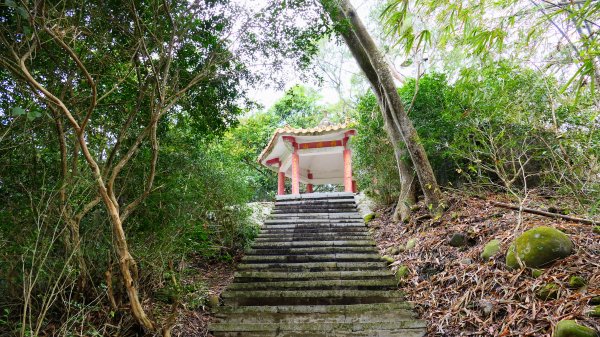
{"left": 215, "top": 302, "right": 414, "bottom": 314}
{"left": 237, "top": 261, "right": 388, "bottom": 272}
{"left": 242, "top": 253, "right": 382, "bottom": 263}
{"left": 213, "top": 329, "right": 425, "bottom": 337}
{"left": 260, "top": 226, "right": 367, "bottom": 234}
{"left": 251, "top": 240, "right": 376, "bottom": 249}
{"left": 254, "top": 234, "right": 372, "bottom": 242}
{"left": 215, "top": 310, "right": 416, "bottom": 324}
{"left": 272, "top": 206, "right": 357, "bottom": 212}
{"left": 264, "top": 218, "right": 363, "bottom": 225}
{"left": 247, "top": 246, "right": 378, "bottom": 255}
{"left": 234, "top": 270, "right": 395, "bottom": 282}
{"left": 222, "top": 289, "right": 405, "bottom": 306}
{"left": 212, "top": 320, "right": 424, "bottom": 332}
{"left": 275, "top": 192, "right": 355, "bottom": 200}
{"left": 270, "top": 213, "right": 363, "bottom": 219}
{"left": 227, "top": 279, "right": 397, "bottom": 291}
{"left": 262, "top": 223, "right": 366, "bottom": 230}
{"left": 254, "top": 235, "right": 371, "bottom": 242}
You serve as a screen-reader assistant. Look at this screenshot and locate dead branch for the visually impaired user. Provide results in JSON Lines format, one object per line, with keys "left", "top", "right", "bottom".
{"left": 490, "top": 201, "right": 598, "bottom": 225}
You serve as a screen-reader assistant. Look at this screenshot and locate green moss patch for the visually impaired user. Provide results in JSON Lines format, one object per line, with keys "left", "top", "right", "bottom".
{"left": 553, "top": 320, "right": 598, "bottom": 337}
{"left": 506, "top": 226, "right": 573, "bottom": 269}
{"left": 481, "top": 239, "right": 501, "bottom": 260}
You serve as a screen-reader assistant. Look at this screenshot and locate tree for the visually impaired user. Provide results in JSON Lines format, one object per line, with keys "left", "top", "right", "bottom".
{"left": 0, "top": 0, "right": 248, "bottom": 334}
{"left": 320, "top": 0, "right": 445, "bottom": 220}
{"left": 382, "top": 0, "right": 600, "bottom": 104}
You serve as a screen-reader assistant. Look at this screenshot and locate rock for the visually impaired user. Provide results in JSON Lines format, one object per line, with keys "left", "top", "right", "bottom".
{"left": 505, "top": 226, "right": 573, "bottom": 269}
{"left": 405, "top": 238, "right": 417, "bottom": 251}
{"left": 593, "top": 226, "right": 600, "bottom": 234}
{"left": 479, "top": 300, "right": 494, "bottom": 315}
{"left": 387, "top": 246, "right": 404, "bottom": 255}
{"left": 589, "top": 296, "right": 600, "bottom": 305}
{"left": 553, "top": 320, "right": 598, "bottom": 337}
{"left": 207, "top": 294, "right": 220, "bottom": 308}
{"left": 364, "top": 213, "right": 376, "bottom": 224}
{"left": 448, "top": 233, "right": 467, "bottom": 247}
{"left": 395, "top": 265, "right": 410, "bottom": 280}
{"left": 536, "top": 283, "right": 559, "bottom": 300}
{"left": 461, "top": 258, "right": 473, "bottom": 265}
{"left": 531, "top": 268, "right": 543, "bottom": 278}
{"left": 481, "top": 239, "right": 501, "bottom": 260}
{"left": 588, "top": 306, "right": 600, "bottom": 318}
{"left": 568, "top": 276, "right": 587, "bottom": 289}
{"left": 381, "top": 255, "right": 395, "bottom": 264}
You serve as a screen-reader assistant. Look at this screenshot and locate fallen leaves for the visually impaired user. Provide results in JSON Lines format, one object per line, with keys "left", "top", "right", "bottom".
{"left": 370, "top": 192, "right": 600, "bottom": 336}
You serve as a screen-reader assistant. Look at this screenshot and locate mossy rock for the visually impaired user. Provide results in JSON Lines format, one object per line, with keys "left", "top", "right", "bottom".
{"left": 405, "top": 238, "right": 417, "bottom": 251}
{"left": 588, "top": 306, "right": 600, "bottom": 318}
{"left": 568, "top": 276, "right": 587, "bottom": 289}
{"left": 506, "top": 226, "right": 573, "bottom": 269}
{"left": 387, "top": 246, "right": 404, "bottom": 255}
{"left": 448, "top": 233, "right": 467, "bottom": 247}
{"left": 531, "top": 268, "right": 543, "bottom": 278}
{"left": 553, "top": 320, "right": 598, "bottom": 337}
{"left": 364, "top": 213, "right": 376, "bottom": 224}
{"left": 395, "top": 265, "right": 410, "bottom": 280}
{"left": 593, "top": 226, "right": 600, "bottom": 235}
{"left": 481, "top": 239, "right": 501, "bottom": 260}
{"left": 207, "top": 294, "right": 220, "bottom": 308}
{"left": 381, "top": 255, "right": 395, "bottom": 264}
{"left": 536, "top": 283, "right": 560, "bottom": 300}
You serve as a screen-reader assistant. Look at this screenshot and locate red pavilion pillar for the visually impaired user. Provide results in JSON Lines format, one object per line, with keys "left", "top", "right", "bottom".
{"left": 343, "top": 148, "right": 353, "bottom": 192}
{"left": 277, "top": 170, "right": 285, "bottom": 195}
{"left": 291, "top": 150, "right": 300, "bottom": 194}
{"left": 282, "top": 136, "right": 301, "bottom": 195}
{"left": 307, "top": 172, "right": 314, "bottom": 193}
{"left": 343, "top": 130, "right": 356, "bottom": 193}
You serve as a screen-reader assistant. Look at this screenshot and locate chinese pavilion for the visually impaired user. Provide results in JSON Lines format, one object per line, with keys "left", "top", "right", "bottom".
{"left": 258, "top": 120, "right": 357, "bottom": 195}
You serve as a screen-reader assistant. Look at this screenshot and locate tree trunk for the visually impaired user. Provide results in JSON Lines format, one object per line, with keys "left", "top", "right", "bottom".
{"left": 324, "top": 0, "right": 445, "bottom": 217}
{"left": 385, "top": 119, "right": 417, "bottom": 222}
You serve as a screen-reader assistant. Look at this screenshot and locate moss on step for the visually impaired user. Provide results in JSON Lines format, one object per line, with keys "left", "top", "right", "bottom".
{"left": 382, "top": 255, "right": 395, "bottom": 264}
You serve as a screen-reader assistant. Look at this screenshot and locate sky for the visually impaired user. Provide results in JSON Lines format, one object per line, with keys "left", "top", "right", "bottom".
{"left": 240, "top": 0, "right": 377, "bottom": 110}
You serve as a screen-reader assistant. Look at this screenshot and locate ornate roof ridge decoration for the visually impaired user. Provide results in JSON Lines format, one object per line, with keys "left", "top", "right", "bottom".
{"left": 257, "top": 121, "right": 354, "bottom": 164}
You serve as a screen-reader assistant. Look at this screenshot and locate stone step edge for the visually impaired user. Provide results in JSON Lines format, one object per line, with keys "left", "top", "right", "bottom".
{"left": 210, "top": 320, "right": 427, "bottom": 332}
{"left": 214, "top": 302, "right": 414, "bottom": 314}
{"left": 221, "top": 289, "right": 404, "bottom": 298}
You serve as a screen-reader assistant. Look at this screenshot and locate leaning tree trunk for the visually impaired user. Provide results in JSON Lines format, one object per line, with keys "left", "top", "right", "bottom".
{"left": 383, "top": 116, "right": 417, "bottom": 222}
{"left": 323, "top": 0, "right": 445, "bottom": 217}
{"left": 323, "top": 0, "right": 417, "bottom": 221}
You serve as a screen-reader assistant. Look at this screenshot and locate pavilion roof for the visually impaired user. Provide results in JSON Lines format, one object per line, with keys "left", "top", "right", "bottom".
{"left": 257, "top": 121, "right": 354, "bottom": 165}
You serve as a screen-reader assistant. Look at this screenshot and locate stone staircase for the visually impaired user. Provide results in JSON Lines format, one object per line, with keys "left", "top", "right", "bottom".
{"left": 209, "top": 192, "right": 426, "bottom": 337}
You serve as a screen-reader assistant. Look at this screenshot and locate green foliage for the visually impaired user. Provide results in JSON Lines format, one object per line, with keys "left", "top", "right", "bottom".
{"left": 352, "top": 72, "right": 459, "bottom": 204}
{"left": 353, "top": 62, "right": 599, "bottom": 213}
{"left": 271, "top": 85, "right": 329, "bottom": 128}
{"left": 381, "top": 0, "right": 600, "bottom": 100}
